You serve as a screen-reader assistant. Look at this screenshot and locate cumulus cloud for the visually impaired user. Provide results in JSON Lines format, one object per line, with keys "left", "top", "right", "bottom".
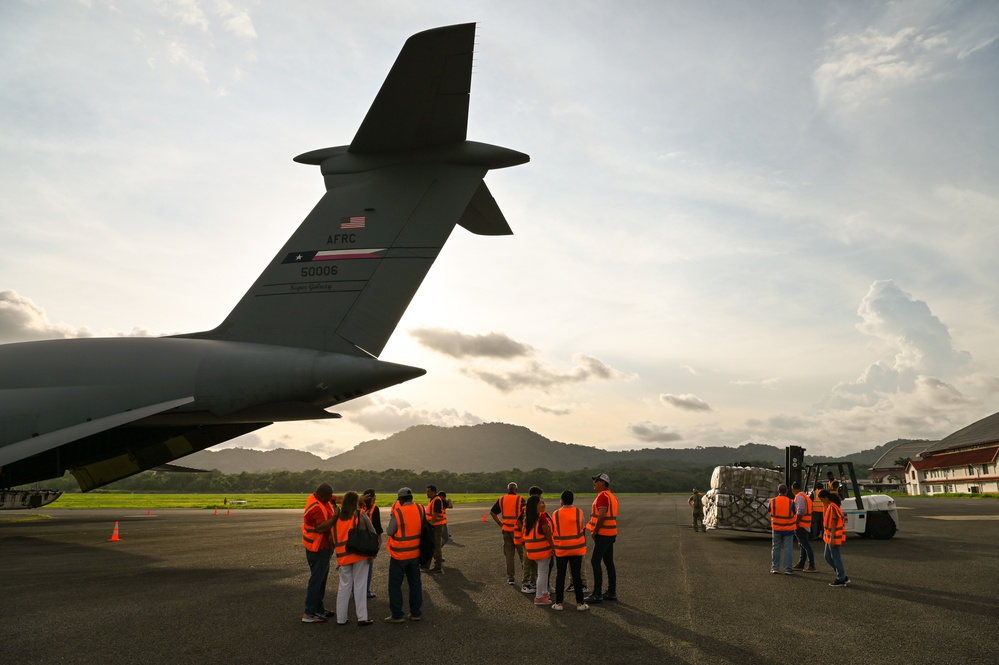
{"left": 464, "top": 354, "right": 627, "bottom": 393}
{"left": 410, "top": 327, "right": 533, "bottom": 359}
{"left": 0, "top": 291, "right": 154, "bottom": 342}
{"left": 857, "top": 280, "right": 971, "bottom": 375}
{"left": 827, "top": 281, "right": 971, "bottom": 410}
{"left": 789, "top": 280, "right": 985, "bottom": 447}
{"left": 534, "top": 403, "right": 573, "bottom": 416}
{"left": 763, "top": 415, "right": 817, "bottom": 431}
{"left": 731, "top": 377, "right": 780, "bottom": 390}
{"left": 0, "top": 290, "right": 92, "bottom": 342}
{"left": 814, "top": 26, "right": 949, "bottom": 110}
{"left": 214, "top": 0, "right": 258, "bottom": 39}
{"left": 660, "top": 393, "right": 712, "bottom": 412}
{"left": 167, "top": 41, "right": 209, "bottom": 81}
{"left": 627, "top": 421, "right": 682, "bottom": 444}
{"left": 337, "top": 395, "right": 483, "bottom": 434}
{"left": 410, "top": 327, "right": 629, "bottom": 393}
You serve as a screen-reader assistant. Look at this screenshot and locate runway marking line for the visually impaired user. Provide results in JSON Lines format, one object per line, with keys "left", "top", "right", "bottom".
{"left": 918, "top": 515, "right": 999, "bottom": 521}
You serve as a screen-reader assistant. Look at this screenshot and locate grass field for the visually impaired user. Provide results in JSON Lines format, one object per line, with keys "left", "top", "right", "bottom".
{"left": 7, "top": 491, "right": 993, "bottom": 512}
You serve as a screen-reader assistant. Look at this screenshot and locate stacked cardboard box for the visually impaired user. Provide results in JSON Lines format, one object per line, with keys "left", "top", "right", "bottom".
{"left": 703, "top": 466, "right": 784, "bottom": 533}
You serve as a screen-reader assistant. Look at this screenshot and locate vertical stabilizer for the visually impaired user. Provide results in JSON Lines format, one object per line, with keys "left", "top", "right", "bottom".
{"left": 185, "top": 24, "right": 528, "bottom": 357}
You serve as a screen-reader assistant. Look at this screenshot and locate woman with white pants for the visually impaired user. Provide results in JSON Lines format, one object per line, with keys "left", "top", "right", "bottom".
{"left": 332, "top": 491, "right": 377, "bottom": 626}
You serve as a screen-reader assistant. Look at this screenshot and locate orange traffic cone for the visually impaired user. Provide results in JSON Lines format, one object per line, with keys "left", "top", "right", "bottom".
{"left": 482, "top": 511, "right": 488, "bottom": 523}
{"left": 147, "top": 508, "right": 151, "bottom": 516}
{"left": 226, "top": 508, "right": 231, "bottom": 516}
{"left": 108, "top": 522, "right": 120, "bottom": 542}
{"left": 214, "top": 507, "right": 218, "bottom": 516}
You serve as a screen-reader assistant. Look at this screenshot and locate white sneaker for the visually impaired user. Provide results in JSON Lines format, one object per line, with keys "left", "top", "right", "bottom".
{"left": 576, "top": 603, "right": 589, "bottom": 611}
{"left": 551, "top": 603, "right": 564, "bottom": 611}
{"left": 521, "top": 584, "right": 534, "bottom": 594}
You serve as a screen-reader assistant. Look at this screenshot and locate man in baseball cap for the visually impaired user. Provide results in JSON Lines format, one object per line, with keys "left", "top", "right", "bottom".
{"left": 586, "top": 472, "right": 618, "bottom": 603}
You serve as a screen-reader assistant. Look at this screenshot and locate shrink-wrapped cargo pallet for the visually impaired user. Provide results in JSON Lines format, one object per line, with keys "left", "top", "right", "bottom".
{"left": 703, "top": 466, "right": 784, "bottom": 533}
{"left": 710, "top": 466, "right": 782, "bottom": 497}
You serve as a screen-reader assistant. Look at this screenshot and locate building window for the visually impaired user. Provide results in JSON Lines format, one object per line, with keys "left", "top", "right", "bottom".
{"left": 984, "top": 464, "right": 990, "bottom": 475}
{"left": 968, "top": 465, "right": 975, "bottom": 475}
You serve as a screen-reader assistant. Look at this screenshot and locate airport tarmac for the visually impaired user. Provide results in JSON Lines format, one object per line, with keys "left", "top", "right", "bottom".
{"left": 1, "top": 495, "right": 996, "bottom": 665}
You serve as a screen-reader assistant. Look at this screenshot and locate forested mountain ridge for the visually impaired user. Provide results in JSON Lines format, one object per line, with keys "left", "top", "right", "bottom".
{"left": 184, "top": 423, "right": 907, "bottom": 474}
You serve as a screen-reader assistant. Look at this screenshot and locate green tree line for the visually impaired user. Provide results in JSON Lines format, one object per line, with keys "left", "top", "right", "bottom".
{"left": 29, "top": 462, "right": 727, "bottom": 494}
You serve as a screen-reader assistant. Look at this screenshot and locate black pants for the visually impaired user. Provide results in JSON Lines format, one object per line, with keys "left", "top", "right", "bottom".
{"left": 591, "top": 534, "right": 616, "bottom": 595}
{"left": 555, "top": 555, "right": 584, "bottom": 604}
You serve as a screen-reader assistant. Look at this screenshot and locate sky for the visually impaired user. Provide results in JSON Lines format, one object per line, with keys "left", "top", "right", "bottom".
{"left": 2, "top": 0, "right": 998, "bottom": 459}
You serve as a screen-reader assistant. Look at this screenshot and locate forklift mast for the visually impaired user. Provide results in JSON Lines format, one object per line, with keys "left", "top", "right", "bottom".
{"left": 785, "top": 445, "right": 806, "bottom": 489}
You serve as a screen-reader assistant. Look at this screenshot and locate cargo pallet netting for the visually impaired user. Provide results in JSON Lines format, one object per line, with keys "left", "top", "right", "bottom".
{"left": 702, "top": 466, "right": 782, "bottom": 533}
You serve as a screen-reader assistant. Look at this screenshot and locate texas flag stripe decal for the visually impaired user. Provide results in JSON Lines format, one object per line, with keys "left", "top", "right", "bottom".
{"left": 282, "top": 248, "right": 386, "bottom": 264}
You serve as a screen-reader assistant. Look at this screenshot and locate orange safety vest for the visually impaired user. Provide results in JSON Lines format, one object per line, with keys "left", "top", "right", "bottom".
{"left": 770, "top": 495, "right": 796, "bottom": 531}
{"left": 334, "top": 513, "right": 370, "bottom": 566}
{"left": 498, "top": 494, "right": 522, "bottom": 532}
{"left": 794, "top": 492, "right": 813, "bottom": 531}
{"left": 388, "top": 502, "right": 425, "bottom": 560}
{"left": 823, "top": 502, "right": 846, "bottom": 545}
{"left": 523, "top": 516, "right": 554, "bottom": 561}
{"left": 552, "top": 506, "right": 586, "bottom": 557}
{"left": 428, "top": 495, "right": 447, "bottom": 526}
{"left": 301, "top": 493, "right": 334, "bottom": 552}
{"left": 587, "top": 490, "right": 618, "bottom": 536}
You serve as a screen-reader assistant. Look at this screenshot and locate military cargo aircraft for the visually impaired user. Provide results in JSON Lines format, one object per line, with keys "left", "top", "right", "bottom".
{"left": 0, "top": 23, "right": 528, "bottom": 497}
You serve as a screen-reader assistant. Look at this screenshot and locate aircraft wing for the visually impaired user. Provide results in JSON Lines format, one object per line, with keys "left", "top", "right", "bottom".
{"left": 0, "top": 396, "right": 194, "bottom": 468}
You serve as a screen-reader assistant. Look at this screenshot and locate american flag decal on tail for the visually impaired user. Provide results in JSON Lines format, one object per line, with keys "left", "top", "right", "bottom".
{"left": 341, "top": 216, "right": 366, "bottom": 229}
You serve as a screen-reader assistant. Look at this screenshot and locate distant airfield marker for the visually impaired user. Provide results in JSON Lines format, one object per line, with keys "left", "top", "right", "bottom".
{"left": 920, "top": 515, "right": 999, "bottom": 521}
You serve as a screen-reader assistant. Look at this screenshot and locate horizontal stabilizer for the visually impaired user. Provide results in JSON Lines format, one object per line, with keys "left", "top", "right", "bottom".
{"left": 458, "top": 182, "right": 513, "bottom": 236}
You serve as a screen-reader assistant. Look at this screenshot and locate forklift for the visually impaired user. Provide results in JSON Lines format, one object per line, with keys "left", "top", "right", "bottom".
{"left": 785, "top": 446, "right": 899, "bottom": 540}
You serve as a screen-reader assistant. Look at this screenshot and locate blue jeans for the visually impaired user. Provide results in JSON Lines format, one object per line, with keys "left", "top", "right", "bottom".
{"left": 591, "top": 534, "right": 616, "bottom": 595}
{"left": 795, "top": 527, "right": 814, "bottom": 566}
{"left": 824, "top": 543, "right": 847, "bottom": 581}
{"left": 388, "top": 557, "right": 423, "bottom": 619}
{"left": 771, "top": 530, "right": 795, "bottom": 572}
{"left": 304, "top": 548, "right": 332, "bottom": 616}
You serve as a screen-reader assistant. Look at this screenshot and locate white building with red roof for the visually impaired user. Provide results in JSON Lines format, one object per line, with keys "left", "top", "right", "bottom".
{"left": 906, "top": 411, "right": 999, "bottom": 495}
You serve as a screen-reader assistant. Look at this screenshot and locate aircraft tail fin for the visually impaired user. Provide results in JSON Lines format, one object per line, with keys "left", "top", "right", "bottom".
{"left": 185, "top": 23, "right": 527, "bottom": 357}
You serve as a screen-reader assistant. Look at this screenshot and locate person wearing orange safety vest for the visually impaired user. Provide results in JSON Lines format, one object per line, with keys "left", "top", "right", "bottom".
{"left": 770, "top": 484, "right": 797, "bottom": 575}
{"left": 585, "top": 473, "right": 618, "bottom": 604}
{"left": 360, "top": 488, "right": 383, "bottom": 600}
{"left": 819, "top": 489, "right": 850, "bottom": 586}
{"left": 331, "top": 491, "right": 376, "bottom": 626}
{"left": 523, "top": 494, "right": 555, "bottom": 606}
{"left": 301, "top": 483, "right": 339, "bottom": 623}
{"left": 424, "top": 485, "right": 446, "bottom": 572}
{"left": 551, "top": 490, "right": 589, "bottom": 611}
{"left": 385, "top": 487, "right": 425, "bottom": 622}
{"left": 490, "top": 482, "right": 526, "bottom": 586}
{"left": 516, "top": 486, "right": 544, "bottom": 593}
{"left": 790, "top": 482, "right": 816, "bottom": 572}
